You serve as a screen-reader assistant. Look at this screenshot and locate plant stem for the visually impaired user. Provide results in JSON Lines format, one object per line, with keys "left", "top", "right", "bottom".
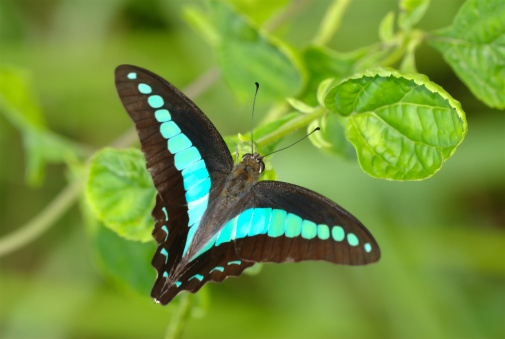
{"left": 312, "top": 0, "right": 352, "bottom": 46}
{"left": 257, "top": 107, "right": 326, "bottom": 147}
{"left": 165, "top": 294, "right": 193, "bottom": 339}
{"left": 0, "top": 178, "right": 83, "bottom": 256}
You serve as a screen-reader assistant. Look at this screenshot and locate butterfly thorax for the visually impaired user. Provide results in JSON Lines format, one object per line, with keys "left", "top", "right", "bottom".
{"left": 181, "top": 154, "right": 264, "bottom": 263}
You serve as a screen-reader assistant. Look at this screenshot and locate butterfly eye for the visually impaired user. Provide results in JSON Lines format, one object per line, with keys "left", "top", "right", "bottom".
{"left": 258, "top": 160, "right": 265, "bottom": 174}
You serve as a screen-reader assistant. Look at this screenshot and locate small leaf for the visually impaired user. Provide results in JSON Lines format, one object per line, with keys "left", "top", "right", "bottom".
{"left": 86, "top": 148, "right": 156, "bottom": 242}
{"left": 379, "top": 11, "right": 396, "bottom": 42}
{"left": 24, "top": 130, "right": 80, "bottom": 186}
{"left": 0, "top": 64, "right": 45, "bottom": 129}
{"left": 325, "top": 68, "right": 467, "bottom": 180}
{"left": 286, "top": 97, "right": 316, "bottom": 114}
{"left": 310, "top": 113, "right": 356, "bottom": 159}
{"left": 308, "top": 119, "right": 332, "bottom": 149}
{"left": 429, "top": 0, "right": 505, "bottom": 109}
{"left": 302, "top": 45, "right": 369, "bottom": 105}
{"left": 227, "top": 0, "right": 289, "bottom": 24}
{"left": 398, "top": 0, "right": 430, "bottom": 30}
{"left": 317, "top": 78, "right": 338, "bottom": 107}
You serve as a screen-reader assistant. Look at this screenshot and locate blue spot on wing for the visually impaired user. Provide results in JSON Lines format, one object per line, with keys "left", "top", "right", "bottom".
{"left": 189, "top": 274, "right": 203, "bottom": 281}
{"left": 210, "top": 266, "right": 224, "bottom": 273}
{"left": 155, "top": 109, "right": 171, "bottom": 122}
{"left": 168, "top": 133, "right": 192, "bottom": 153}
{"left": 138, "top": 83, "right": 152, "bottom": 94}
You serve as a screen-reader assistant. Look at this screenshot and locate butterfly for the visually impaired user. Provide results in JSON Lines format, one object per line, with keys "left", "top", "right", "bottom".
{"left": 114, "top": 65, "right": 380, "bottom": 305}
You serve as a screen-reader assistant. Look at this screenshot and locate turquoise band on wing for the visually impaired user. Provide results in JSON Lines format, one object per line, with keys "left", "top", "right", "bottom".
{"left": 128, "top": 77, "right": 212, "bottom": 259}
{"left": 191, "top": 207, "right": 373, "bottom": 260}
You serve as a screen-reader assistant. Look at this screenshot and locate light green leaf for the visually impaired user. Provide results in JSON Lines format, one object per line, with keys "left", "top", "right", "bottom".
{"left": 308, "top": 113, "right": 355, "bottom": 159}
{"left": 286, "top": 97, "right": 316, "bottom": 114}
{"left": 0, "top": 65, "right": 45, "bottom": 129}
{"left": 398, "top": 0, "right": 430, "bottom": 30}
{"left": 317, "top": 78, "right": 338, "bottom": 107}
{"left": 325, "top": 68, "right": 467, "bottom": 180}
{"left": 429, "top": 0, "right": 505, "bottom": 109}
{"left": 379, "top": 11, "right": 396, "bottom": 42}
{"left": 86, "top": 148, "right": 156, "bottom": 242}
{"left": 187, "top": 1, "right": 304, "bottom": 102}
{"left": 227, "top": 0, "right": 289, "bottom": 24}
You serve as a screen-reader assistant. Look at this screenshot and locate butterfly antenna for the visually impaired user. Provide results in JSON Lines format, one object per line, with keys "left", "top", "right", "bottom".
{"left": 261, "top": 127, "right": 320, "bottom": 158}
{"left": 251, "top": 82, "right": 259, "bottom": 154}
{"left": 227, "top": 138, "right": 239, "bottom": 164}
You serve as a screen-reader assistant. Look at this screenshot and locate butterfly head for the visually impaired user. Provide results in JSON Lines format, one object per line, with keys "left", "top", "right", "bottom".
{"left": 241, "top": 153, "right": 265, "bottom": 175}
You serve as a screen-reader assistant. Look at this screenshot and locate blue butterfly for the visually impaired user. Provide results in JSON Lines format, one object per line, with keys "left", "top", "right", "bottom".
{"left": 115, "top": 65, "right": 380, "bottom": 305}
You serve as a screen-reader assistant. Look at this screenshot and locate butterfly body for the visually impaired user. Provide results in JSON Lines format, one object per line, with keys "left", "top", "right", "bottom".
{"left": 115, "top": 65, "right": 380, "bottom": 305}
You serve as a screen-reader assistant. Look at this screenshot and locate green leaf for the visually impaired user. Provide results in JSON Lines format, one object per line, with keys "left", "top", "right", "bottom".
{"left": 308, "top": 113, "right": 355, "bottom": 159}
{"left": 227, "top": 0, "right": 290, "bottom": 24}
{"left": 92, "top": 218, "right": 156, "bottom": 296}
{"left": 302, "top": 46, "right": 365, "bottom": 105}
{"left": 187, "top": 1, "right": 304, "bottom": 102}
{"left": 86, "top": 148, "right": 156, "bottom": 242}
{"left": 317, "top": 78, "right": 338, "bottom": 107}
{"left": 24, "top": 130, "right": 81, "bottom": 186}
{"left": 286, "top": 97, "right": 316, "bottom": 114}
{"left": 398, "top": 0, "right": 430, "bottom": 30}
{"left": 379, "top": 11, "right": 396, "bottom": 42}
{"left": 325, "top": 68, "right": 467, "bottom": 180}
{"left": 0, "top": 64, "right": 80, "bottom": 186}
{"left": 429, "top": 0, "right": 505, "bottom": 109}
{"left": 0, "top": 65, "right": 45, "bottom": 129}
{"left": 80, "top": 193, "right": 156, "bottom": 298}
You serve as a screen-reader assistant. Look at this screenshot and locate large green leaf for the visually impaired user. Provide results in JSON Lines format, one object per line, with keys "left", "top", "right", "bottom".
{"left": 325, "top": 68, "right": 467, "bottom": 180}
{"left": 86, "top": 148, "right": 156, "bottom": 242}
{"left": 184, "top": 1, "right": 304, "bottom": 102}
{"left": 429, "top": 0, "right": 505, "bottom": 109}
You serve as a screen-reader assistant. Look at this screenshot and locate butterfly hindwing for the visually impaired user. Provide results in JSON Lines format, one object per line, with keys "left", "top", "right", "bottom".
{"left": 229, "top": 181, "right": 380, "bottom": 265}
{"left": 154, "top": 240, "right": 254, "bottom": 305}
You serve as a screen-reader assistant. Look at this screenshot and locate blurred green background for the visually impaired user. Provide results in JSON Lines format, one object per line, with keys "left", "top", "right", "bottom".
{"left": 0, "top": 0, "right": 504, "bottom": 338}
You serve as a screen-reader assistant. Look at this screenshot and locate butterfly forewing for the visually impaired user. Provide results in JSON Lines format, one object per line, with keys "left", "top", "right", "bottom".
{"left": 115, "top": 65, "right": 235, "bottom": 302}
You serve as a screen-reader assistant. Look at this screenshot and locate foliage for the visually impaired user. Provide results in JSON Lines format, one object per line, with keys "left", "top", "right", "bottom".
{"left": 1, "top": 0, "right": 504, "bottom": 338}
